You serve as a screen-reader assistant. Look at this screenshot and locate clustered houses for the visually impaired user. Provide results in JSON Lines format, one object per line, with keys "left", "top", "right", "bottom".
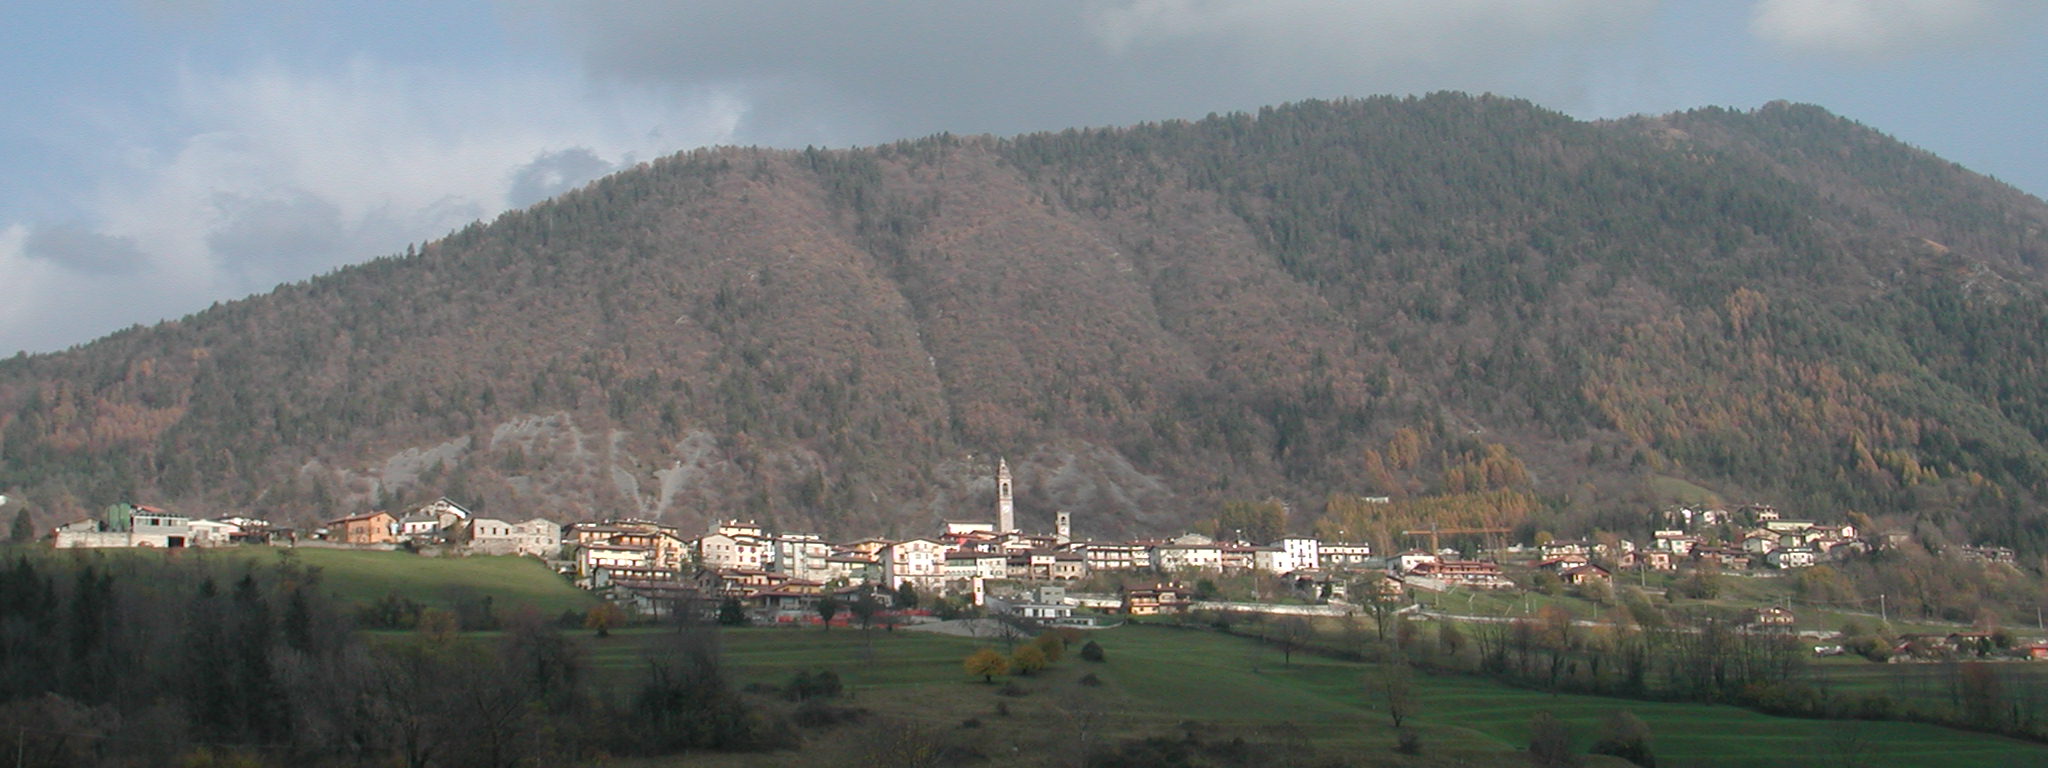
{"left": 1623, "top": 508, "right": 1868, "bottom": 572}
{"left": 554, "top": 461, "right": 1387, "bottom": 623}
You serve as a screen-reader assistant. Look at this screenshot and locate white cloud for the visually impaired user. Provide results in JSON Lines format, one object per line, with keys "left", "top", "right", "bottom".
{"left": 0, "top": 58, "right": 743, "bottom": 354}
{"left": 1750, "top": 0, "right": 2037, "bottom": 60}
{"left": 1088, "top": 0, "right": 1646, "bottom": 62}
{"left": 526, "top": 1, "right": 1655, "bottom": 146}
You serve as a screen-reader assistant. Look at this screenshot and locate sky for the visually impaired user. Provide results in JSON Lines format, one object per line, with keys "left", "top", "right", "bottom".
{"left": 2, "top": 1, "right": 2045, "bottom": 356}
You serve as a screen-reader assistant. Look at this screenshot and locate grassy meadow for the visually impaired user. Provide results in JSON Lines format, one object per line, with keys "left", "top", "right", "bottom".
{"left": 208, "top": 545, "right": 595, "bottom": 616}
{"left": 582, "top": 622, "right": 2048, "bottom": 767}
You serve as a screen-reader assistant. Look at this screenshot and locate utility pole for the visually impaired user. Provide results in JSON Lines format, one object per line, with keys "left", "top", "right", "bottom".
{"left": 1879, "top": 593, "right": 1887, "bottom": 625}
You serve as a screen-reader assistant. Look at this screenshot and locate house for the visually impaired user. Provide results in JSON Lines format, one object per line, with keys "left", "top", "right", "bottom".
{"left": 1319, "top": 542, "right": 1373, "bottom": 569}
{"left": 183, "top": 519, "right": 241, "bottom": 547}
{"left": 946, "top": 550, "right": 1009, "bottom": 580}
{"left": 465, "top": 517, "right": 560, "bottom": 558}
{"left": 53, "top": 503, "right": 205, "bottom": 549}
{"left": 746, "top": 580, "right": 826, "bottom": 621}
{"left": 326, "top": 510, "right": 397, "bottom": 545}
{"left": 1651, "top": 531, "right": 1699, "bottom": 556}
{"left": 1535, "top": 554, "right": 1590, "bottom": 573}
{"left": 882, "top": 538, "right": 949, "bottom": 593}
{"left": 2022, "top": 642, "right": 2048, "bottom": 661}
{"left": 1692, "top": 546, "right": 1751, "bottom": 570}
{"left": 1122, "top": 583, "right": 1193, "bottom": 616}
{"left": 1740, "top": 531, "right": 1779, "bottom": 554}
{"left": 769, "top": 533, "right": 835, "bottom": 582}
{"left": 823, "top": 552, "right": 880, "bottom": 584}
{"left": 1746, "top": 605, "right": 1796, "bottom": 628}
{"left": 943, "top": 519, "right": 997, "bottom": 536}
{"left": 696, "top": 530, "right": 770, "bottom": 571}
{"left": 1559, "top": 564, "right": 1611, "bottom": 586}
{"left": 1152, "top": 542, "right": 1224, "bottom": 572}
{"left": 1079, "top": 541, "right": 1148, "bottom": 571}
{"left": 396, "top": 512, "right": 443, "bottom": 540}
{"left": 577, "top": 542, "right": 657, "bottom": 582}
{"left": 1393, "top": 550, "right": 1439, "bottom": 574}
{"left": 1958, "top": 545, "right": 2017, "bottom": 565}
{"left": 1538, "top": 540, "right": 1593, "bottom": 559}
{"left": 416, "top": 497, "right": 475, "bottom": 530}
{"left": 1274, "top": 537, "right": 1320, "bottom": 571}
{"left": 1050, "top": 551, "right": 1086, "bottom": 580}
{"left": 1764, "top": 547, "right": 1818, "bottom": 569}
{"left": 1408, "top": 560, "right": 1513, "bottom": 589}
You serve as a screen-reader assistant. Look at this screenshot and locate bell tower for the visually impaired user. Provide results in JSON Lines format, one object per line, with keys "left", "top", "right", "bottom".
{"left": 997, "top": 458, "right": 1015, "bottom": 533}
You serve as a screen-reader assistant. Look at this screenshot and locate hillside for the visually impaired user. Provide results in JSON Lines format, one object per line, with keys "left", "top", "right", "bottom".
{"left": 4, "top": 94, "right": 2048, "bottom": 548}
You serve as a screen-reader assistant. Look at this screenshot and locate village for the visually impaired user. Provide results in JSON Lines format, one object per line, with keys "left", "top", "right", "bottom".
{"left": 37, "top": 459, "right": 2043, "bottom": 662}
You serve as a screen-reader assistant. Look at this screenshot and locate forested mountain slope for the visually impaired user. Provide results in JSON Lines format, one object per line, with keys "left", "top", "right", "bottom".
{"left": 5, "top": 94, "right": 2048, "bottom": 548}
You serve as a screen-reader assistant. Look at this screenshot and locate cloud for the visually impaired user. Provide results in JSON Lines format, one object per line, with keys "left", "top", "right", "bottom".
{"left": 0, "top": 58, "right": 742, "bottom": 354}
{"left": 527, "top": 1, "right": 1655, "bottom": 146}
{"left": 22, "top": 225, "right": 147, "bottom": 274}
{"left": 507, "top": 147, "right": 618, "bottom": 209}
{"left": 1750, "top": 0, "right": 2040, "bottom": 60}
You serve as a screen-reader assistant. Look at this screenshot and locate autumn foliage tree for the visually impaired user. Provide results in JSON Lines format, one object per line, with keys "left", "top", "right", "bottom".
{"left": 964, "top": 648, "right": 1009, "bottom": 683}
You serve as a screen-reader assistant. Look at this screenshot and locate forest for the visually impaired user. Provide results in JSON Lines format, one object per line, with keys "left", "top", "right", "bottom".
{"left": 2, "top": 94, "right": 2048, "bottom": 552}
{"left": 0, "top": 550, "right": 786, "bottom": 767}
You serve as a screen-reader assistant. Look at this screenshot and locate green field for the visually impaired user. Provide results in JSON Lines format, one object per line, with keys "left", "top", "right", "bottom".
{"left": 584, "top": 622, "right": 2048, "bottom": 767}
{"left": 208, "top": 545, "right": 595, "bottom": 616}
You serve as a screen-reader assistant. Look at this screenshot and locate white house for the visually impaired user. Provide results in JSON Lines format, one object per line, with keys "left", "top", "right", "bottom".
{"left": 1152, "top": 542, "right": 1224, "bottom": 571}
{"left": 696, "top": 531, "right": 770, "bottom": 570}
{"left": 1319, "top": 542, "right": 1372, "bottom": 569}
{"left": 882, "top": 538, "right": 950, "bottom": 593}
{"left": 1275, "top": 537, "right": 1320, "bottom": 571}
{"left": 1765, "top": 547, "right": 1818, "bottom": 569}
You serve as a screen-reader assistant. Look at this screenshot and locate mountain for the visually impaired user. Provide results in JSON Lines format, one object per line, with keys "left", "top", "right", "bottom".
{"left": 5, "top": 94, "right": 2048, "bottom": 549}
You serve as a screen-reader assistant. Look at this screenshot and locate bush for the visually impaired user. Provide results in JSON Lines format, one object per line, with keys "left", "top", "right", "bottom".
{"left": 997, "top": 681, "right": 1028, "bottom": 698}
{"left": 1395, "top": 728, "right": 1423, "bottom": 755}
{"left": 1081, "top": 640, "right": 1106, "bottom": 662}
{"left": 1528, "top": 712, "right": 1579, "bottom": 768}
{"left": 791, "top": 699, "right": 866, "bottom": 727}
{"left": 1588, "top": 711, "right": 1654, "bottom": 767}
{"left": 785, "top": 669, "right": 843, "bottom": 701}
{"left": 1079, "top": 673, "right": 1103, "bottom": 687}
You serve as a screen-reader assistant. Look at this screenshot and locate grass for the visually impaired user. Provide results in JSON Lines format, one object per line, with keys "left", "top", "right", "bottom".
{"left": 208, "top": 545, "right": 595, "bottom": 616}
{"left": 578, "top": 621, "right": 2048, "bottom": 767}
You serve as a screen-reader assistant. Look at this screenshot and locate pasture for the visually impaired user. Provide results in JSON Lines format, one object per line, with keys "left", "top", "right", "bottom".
{"left": 211, "top": 545, "right": 595, "bottom": 616}
{"left": 583, "top": 621, "right": 2048, "bottom": 767}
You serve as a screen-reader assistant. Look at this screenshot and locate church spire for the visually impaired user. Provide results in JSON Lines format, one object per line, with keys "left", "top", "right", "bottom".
{"left": 997, "top": 458, "right": 1015, "bottom": 533}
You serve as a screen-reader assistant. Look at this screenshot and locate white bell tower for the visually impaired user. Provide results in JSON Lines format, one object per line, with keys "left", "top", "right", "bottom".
{"left": 997, "top": 458, "right": 1015, "bottom": 533}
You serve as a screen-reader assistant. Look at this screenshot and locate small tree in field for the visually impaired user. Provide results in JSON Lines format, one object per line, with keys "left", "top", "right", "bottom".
{"left": 1032, "top": 633, "right": 1065, "bottom": 662}
{"left": 965, "top": 648, "right": 1009, "bottom": 683}
{"left": 817, "top": 595, "right": 841, "bottom": 631}
{"left": 1011, "top": 645, "right": 1048, "bottom": 676}
{"left": 583, "top": 603, "right": 624, "bottom": 638}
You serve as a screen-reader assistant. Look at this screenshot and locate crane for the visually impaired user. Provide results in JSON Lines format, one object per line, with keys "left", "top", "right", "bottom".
{"left": 1400, "top": 525, "right": 1511, "bottom": 556}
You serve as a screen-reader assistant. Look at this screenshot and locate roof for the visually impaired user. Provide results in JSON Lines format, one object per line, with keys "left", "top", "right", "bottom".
{"left": 327, "top": 510, "right": 392, "bottom": 525}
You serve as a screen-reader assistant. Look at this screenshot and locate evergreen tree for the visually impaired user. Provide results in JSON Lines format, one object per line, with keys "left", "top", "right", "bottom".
{"left": 7, "top": 508, "right": 31, "bottom": 543}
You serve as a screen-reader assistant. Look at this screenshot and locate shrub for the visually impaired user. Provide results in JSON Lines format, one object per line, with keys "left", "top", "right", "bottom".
{"left": 1079, "top": 673, "right": 1103, "bottom": 687}
{"left": 1528, "top": 712, "right": 1579, "bottom": 768}
{"left": 1588, "top": 711, "right": 1654, "bottom": 767}
{"left": 785, "top": 669, "right": 844, "bottom": 701}
{"left": 1080, "top": 640, "right": 1106, "bottom": 662}
{"left": 791, "top": 700, "right": 866, "bottom": 727}
{"left": 1395, "top": 728, "right": 1423, "bottom": 755}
